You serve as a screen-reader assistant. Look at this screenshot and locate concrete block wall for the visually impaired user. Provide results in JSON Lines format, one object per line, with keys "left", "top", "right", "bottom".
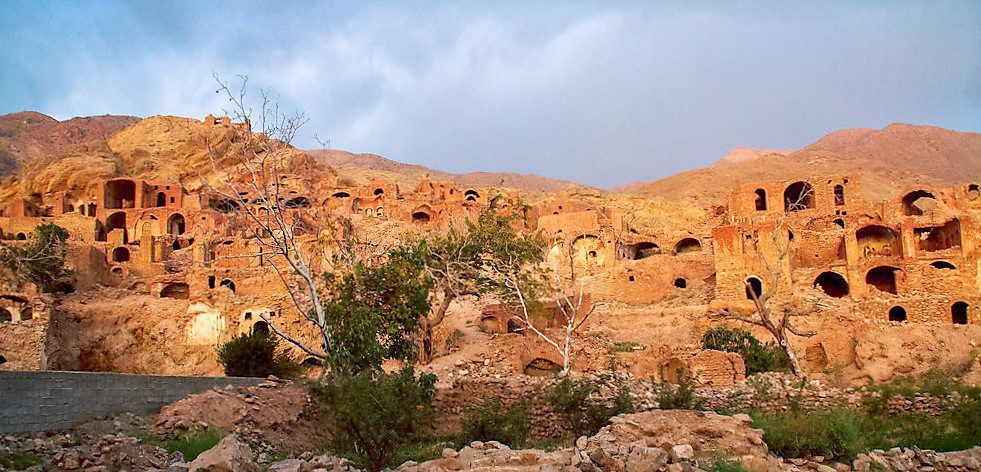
{"left": 0, "top": 370, "right": 262, "bottom": 433}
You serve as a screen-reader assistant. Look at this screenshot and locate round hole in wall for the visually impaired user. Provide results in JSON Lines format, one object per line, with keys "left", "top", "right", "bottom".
{"left": 674, "top": 278, "right": 687, "bottom": 289}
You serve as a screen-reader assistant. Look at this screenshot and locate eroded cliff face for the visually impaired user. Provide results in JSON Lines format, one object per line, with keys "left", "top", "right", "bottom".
{"left": 0, "top": 111, "right": 978, "bottom": 387}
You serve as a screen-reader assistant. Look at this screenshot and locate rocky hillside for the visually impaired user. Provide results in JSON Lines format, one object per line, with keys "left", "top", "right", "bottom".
{"left": 616, "top": 123, "right": 981, "bottom": 205}
{"left": 0, "top": 111, "right": 139, "bottom": 178}
{"left": 308, "top": 148, "right": 584, "bottom": 193}
{"left": 0, "top": 112, "right": 323, "bottom": 200}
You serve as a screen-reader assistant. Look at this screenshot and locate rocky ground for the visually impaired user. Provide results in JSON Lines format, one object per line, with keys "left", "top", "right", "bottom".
{"left": 2, "top": 372, "right": 978, "bottom": 472}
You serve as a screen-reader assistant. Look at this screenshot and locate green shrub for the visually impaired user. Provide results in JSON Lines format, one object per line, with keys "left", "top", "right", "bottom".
{"left": 656, "top": 370, "right": 698, "bottom": 410}
{"left": 136, "top": 428, "right": 223, "bottom": 462}
{"left": 753, "top": 403, "right": 981, "bottom": 461}
{"left": 217, "top": 331, "right": 301, "bottom": 378}
{"left": 460, "top": 398, "right": 530, "bottom": 448}
{"left": 609, "top": 341, "right": 645, "bottom": 353}
{"left": 546, "top": 377, "right": 634, "bottom": 438}
{"left": 704, "top": 458, "right": 750, "bottom": 472}
{"left": 860, "top": 401, "right": 981, "bottom": 453}
{"left": 751, "top": 409, "right": 863, "bottom": 461}
{"left": 0, "top": 450, "right": 42, "bottom": 469}
{"left": 311, "top": 367, "right": 437, "bottom": 471}
{"left": 701, "top": 326, "right": 790, "bottom": 375}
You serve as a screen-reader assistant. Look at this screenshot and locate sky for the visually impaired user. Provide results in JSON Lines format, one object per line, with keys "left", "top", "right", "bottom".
{"left": 1, "top": 1, "right": 979, "bottom": 188}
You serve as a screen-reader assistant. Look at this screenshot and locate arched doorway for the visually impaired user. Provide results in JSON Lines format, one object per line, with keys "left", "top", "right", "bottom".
{"left": 813, "top": 272, "right": 849, "bottom": 298}
{"left": 888, "top": 306, "right": 907, "bottom": 322}
{"left": 160, "top": 282, "right": 189, "bottom": 299}
{"left": 167, "top": 214, "right": 186, "bottom": 236}
{"left": 156, "top": 192, "right": 166, "bottom": 207}
{"left": 784, "top": 181, "right": 815, "bottom": 212}
{"left": 105, "top": 211, "right": 127, "bottom": 243}
{"left": 951, "top": 302, "right": 968, "bottom": 325}
{"left": 866, "top": 266, "right": 900, "bottom": 294}
{"left": 673, "top": 238, "right": 701, "bottom": 255}
{"left": 901, "top": 190, "right": 936, "bottom": 216}
{"left": 220, "top": 279, "right": 236, "bottom": 293}
{"left": 104, "top": 179, "right": 136, "bottom": 209}
{"left": 745, "top": 277, "right": 763, "bottom": 300}
{"left": 111, "top": 246, "right": 130, "bottom": 262}
{"left": 252, "top": 321, "right": 270, "bottom": 336}
{"left": 754, "top": 189, "right": 767, "bottom": 211}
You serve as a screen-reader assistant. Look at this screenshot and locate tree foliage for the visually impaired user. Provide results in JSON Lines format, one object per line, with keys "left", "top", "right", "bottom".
{"left": 0, "top": 223, "right": 70, "bottom": 292}
{"left": 417, "top": 203, "right": 542, "bottom": 361}
{"left": 322, "top": 243, "right": 432, "bottom": 375}
{"left": 311, "top": 367, "right": 437, "bottom": 471}
{"left": 701, "top": 326, "right": 790, "bottom": 375}
{"left": 217, "top": 330, "right": 302, "bottom": 378}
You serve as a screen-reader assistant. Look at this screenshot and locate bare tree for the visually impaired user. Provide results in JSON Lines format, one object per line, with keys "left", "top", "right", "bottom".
{"left": 717, "top": 186, "right": 817, "bottom": 376}
{"left": 200, "top": 75, "right": 333, "bottom": 361}
{"left": 493, "top": 232, "right": 597, "bottom": 375}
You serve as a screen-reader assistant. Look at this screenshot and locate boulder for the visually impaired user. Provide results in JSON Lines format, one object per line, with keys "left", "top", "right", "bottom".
{"left": 189, "top": 435, "right": 257, "bottom": 472}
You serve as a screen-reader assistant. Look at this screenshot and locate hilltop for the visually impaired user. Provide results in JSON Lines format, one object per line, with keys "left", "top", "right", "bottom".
{"left": 617, "top": 123, "right": 981, "bottom": 205}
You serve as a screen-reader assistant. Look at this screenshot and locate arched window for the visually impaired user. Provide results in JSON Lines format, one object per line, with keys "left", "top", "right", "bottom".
{"left": 745, "top": 277, "right": 763, "bottom": 300}
{"left": 465, "top": 189, "right": 480, "bottom": 202}
{"left": 784, "top": 181, "right": 815, "bottom": 212}
{"left": 951, "top": 302, "right": 969, "bottom": 325}
{"left": 888, "top": 306, "right": 907, "bottom": 322}
{"left": 931, "top": 261, "right": 956, "bottom": 270}
{"left": 412, "top": 207, "right": 431, "bottom": 223}
{"left": 901, "top": 190, "right": 936, "bottom": 216}
{"left": 111, "top": 246, "right": 130, "bottom": 263}
{"left": 754, "top": 189, "right": 767, "bottom": 211}
{"left": 156, "top": 192, "right": 167, "bottom": 207}
{"left": 834, "top": 185, "right": 845, "bottom": 206}
{"left": 220, "top": 279, "right": 236, "bottom": 293}
{"left": 0, "top": 308, "right": 11, "bottom": 322}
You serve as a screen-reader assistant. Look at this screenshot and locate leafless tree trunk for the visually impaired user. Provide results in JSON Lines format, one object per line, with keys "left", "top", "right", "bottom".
{"left": 503, "top": 234, "right": 596, "bottom": 375}
{"left": 199, "top": 75, "right": 332, "bottom": 361}
{"left": 718, "top": 188, "right": 817, "bottom": 376}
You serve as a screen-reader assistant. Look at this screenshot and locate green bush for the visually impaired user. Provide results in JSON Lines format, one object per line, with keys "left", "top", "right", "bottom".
{"left": 0, "top": 450, "right": 42, "bottom": 469}
{"left": 860, "top": 400, "right": 981, "bottom": 453}
{"left": 701, "top": 326, "right": 790, "bottom": 375}
{"left": 217, "top": 331, "right": 301, "bottom": 378}
{"left": 460, "top": 398, "right": 530, "bottom": 448}
{"left": 656, "top": 370, "right": 698, "bottom": 410}
{"left": 751, "top": 409, "right": 863, "bottom": 461}
{"left": 546, "top": 377, "right": 634, "bottom": 438}
{"left": 752, "top": 403, "right": 981, "bottom": 461}
{"left": 311, "top": 367, "right": 437, "bottom": 471}
{"left": 704, "top": 458, "right": 750, "bottom": 472}
{"left": 138, "top": 428, "right": 223, "bottom": 462}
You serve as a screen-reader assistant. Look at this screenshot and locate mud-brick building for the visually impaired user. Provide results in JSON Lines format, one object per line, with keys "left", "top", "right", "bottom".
{"left": 712, "top": 174, "right": 979, "bottom": 325}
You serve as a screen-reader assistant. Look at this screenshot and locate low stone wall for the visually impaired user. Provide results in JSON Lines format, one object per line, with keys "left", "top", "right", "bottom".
{"left": 432, "top": 367, "right": 966, "bottom": 438}
{"left": 0, "top": 370, "right": 263, "bottom": 433}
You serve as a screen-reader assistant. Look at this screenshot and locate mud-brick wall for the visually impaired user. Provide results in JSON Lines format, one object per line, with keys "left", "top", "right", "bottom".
{"left": 0, "top": 370, "right": 262, "bottom": 433}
